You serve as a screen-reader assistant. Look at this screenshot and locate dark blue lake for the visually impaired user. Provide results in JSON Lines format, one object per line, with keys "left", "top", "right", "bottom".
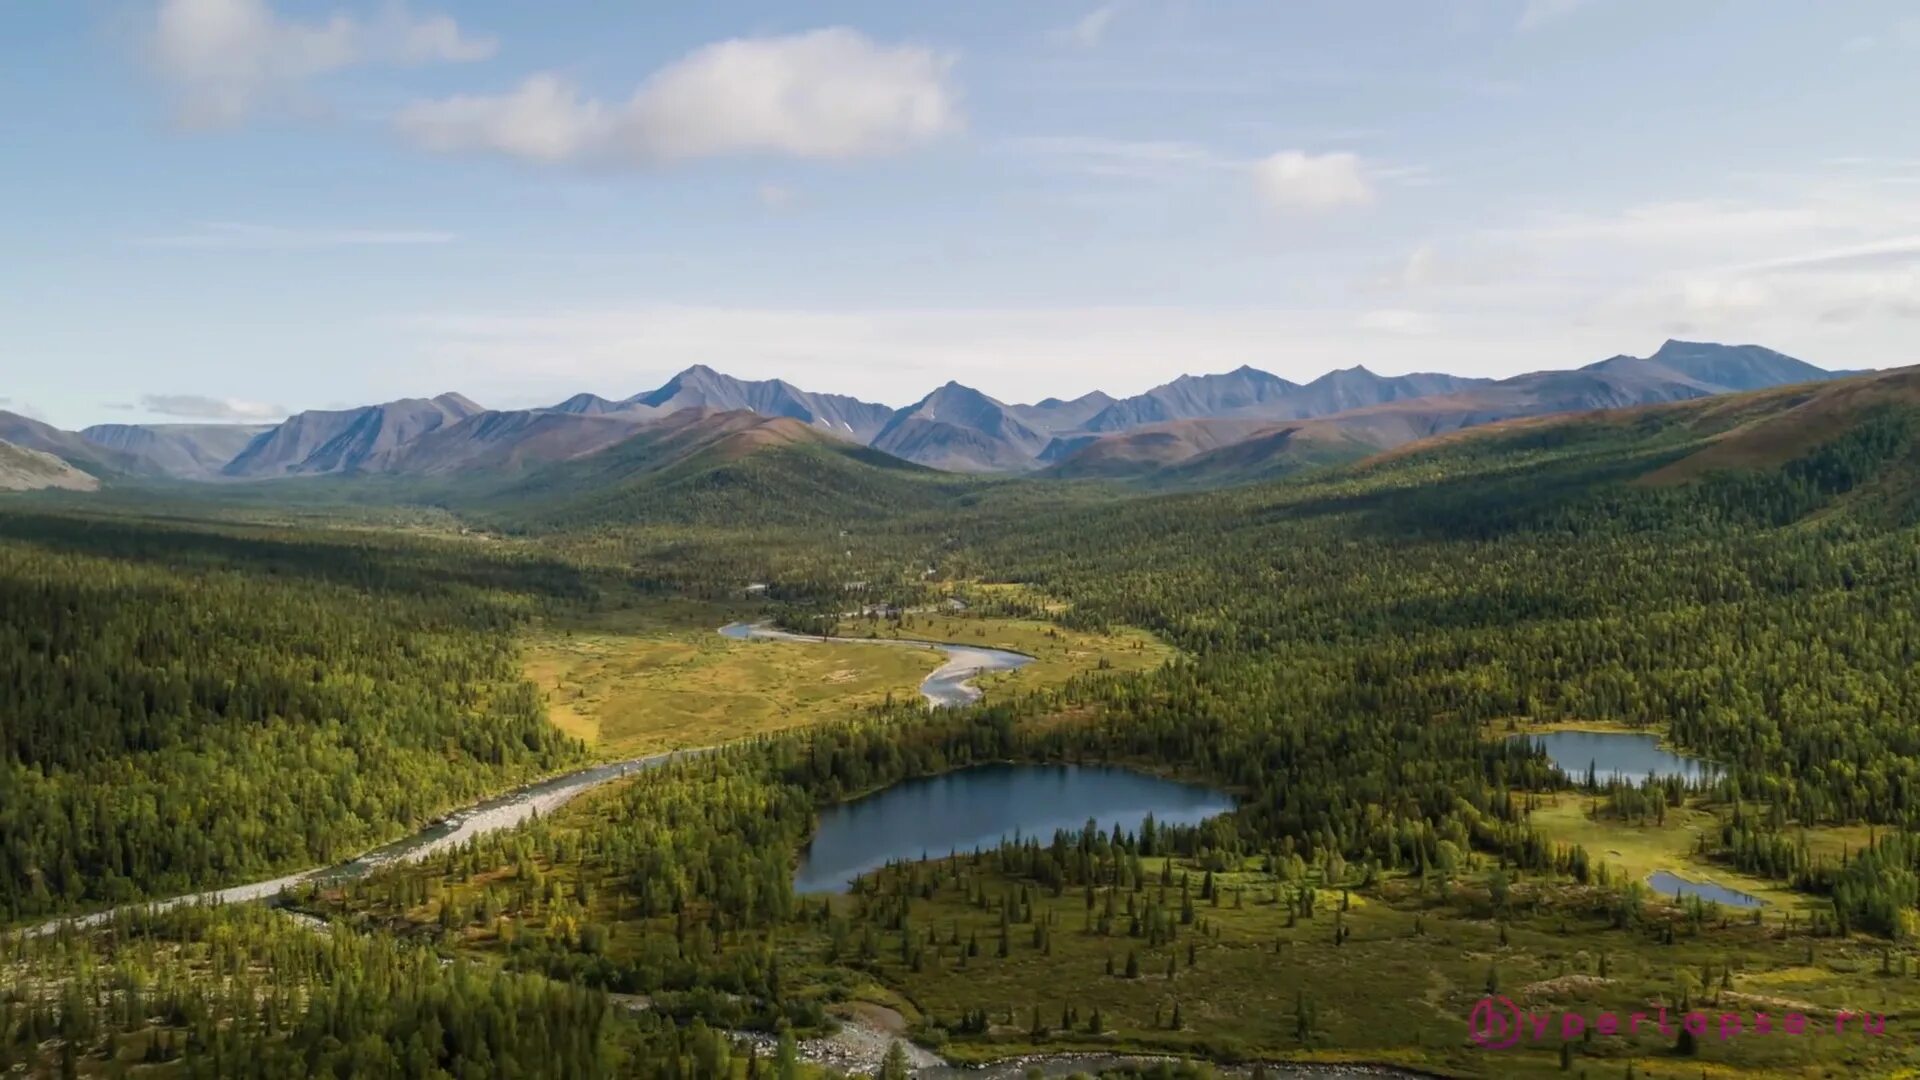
{"left": 794, "top": 763, "right": 1235, "bottom": 893}
{"left": 1521, "top": 730, "right": 1717, "bottom": 785}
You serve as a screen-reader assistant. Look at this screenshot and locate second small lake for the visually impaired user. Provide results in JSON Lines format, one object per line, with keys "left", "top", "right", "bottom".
{"left": 1648, "top": 870, "right": 1763, "bottom": 909}
{"left": 1520, "top": 730, "right": 1718, "bottom": 785}
{"left": 794, "top": 763, "right": 1236, "bottom": 893}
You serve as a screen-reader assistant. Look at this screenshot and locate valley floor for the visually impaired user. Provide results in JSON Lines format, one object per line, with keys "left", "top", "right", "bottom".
{"left": 297, "top": 775, "right": 1920, "bottom": 1080}
{"left": 520, "top": 599, "right": 1171, "bottom": 759}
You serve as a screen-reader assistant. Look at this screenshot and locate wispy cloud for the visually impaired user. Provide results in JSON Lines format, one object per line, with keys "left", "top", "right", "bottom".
{"left": 1005, "top": 135, "right": 1231, "bottom": 179}
{"left": 1058, "top": 5, "right": 1121, "bottom": 48}
{"left": 1484, "top": 182, "right": 1920, "bottom": 334}
{"left": 135, "top": 221, "right": 458, "bottom": 249}
{"left": 1738, "top": 235, "right": 1920, "bottom": 275}
{"left": 757, "top": 183, "right": 798, "bottom": 211}
{"left": 139, "top": 393, "right": 287, "bottom": 420}
{"left": 1844, "top": 17, "right": 1920, "bottom": 51}
{"left": 1507, "top": 187, "right": 1920, "bottom": 270}
{"left": 1366, "top": 243, "right": 1538, "bottom": 295}
{"left": 396, "top": 28, "right": 960, "bottom": 166}
{"left": 1615, "top": 268, "right": 1920, "bottom": 332}
{"left": 1253, "top": 151, "right": 1374, "bottom": 212}
{"left": 151, "top": 0, "right": 495, "bottom": 127}
{"left": 1013, "top": 137, "right": 1406, "bottom": 216}
{"left": 1516, "top": 0, "right": 1594, "bottom": 32}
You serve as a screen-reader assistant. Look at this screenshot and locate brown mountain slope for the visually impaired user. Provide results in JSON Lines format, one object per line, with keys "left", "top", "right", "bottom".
{"left": 0, "top": 438, "right": 98, "bottom": 491}
{"left": 1044, "top": 419, "right": 1276, "bottom": 478}
{"left": 473, "top": 408, "right": 950, "bottom": 531}
{"left": 0, "top": 410, "right": 147, "bottom": 476}
{"left": 502, "top": 408, "right": 847, "bottom": 490}
{"left": 1637, "top": 366, "right": 1920, "bottom": 486}
{"left": 1158, "top": 421, "right": 1389, "bottom": 485}
{"left": 1050, "top": 396, "right": 1544, "bottom": 484}
{"left": 1351, "top": 365, "right": 1920, "bottom": 483}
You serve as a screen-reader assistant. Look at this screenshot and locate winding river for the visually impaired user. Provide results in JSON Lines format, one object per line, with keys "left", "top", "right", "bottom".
{"left": 20, "top": 624, "right": 1029, "bottom": 937}
{"left": 17, "top": 622, "right": 1431, "bottom": 1077}
{"left": 718, "top": 620, "right": 1034, "bottom": 706}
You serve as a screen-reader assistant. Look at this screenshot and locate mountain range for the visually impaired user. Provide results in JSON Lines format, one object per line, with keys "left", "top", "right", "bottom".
{"left": 0, "top": 340, "right": 1854, "bottom": 492}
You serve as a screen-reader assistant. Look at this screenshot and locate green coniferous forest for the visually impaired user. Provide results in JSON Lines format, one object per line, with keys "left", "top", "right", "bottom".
{"left": 13, "top": 373, "right": 1920, "bottom": 1076}
{"left": 0, "top": 513, "right": 584, "bottom": 921}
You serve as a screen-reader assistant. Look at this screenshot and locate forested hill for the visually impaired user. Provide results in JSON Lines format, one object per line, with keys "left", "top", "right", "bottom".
{"left": 7, "top": 362, "right": 1920, "bottom": 1074}
{"left": 959, "top": 365, "right": 1920, "bottom": 836}
{"left": 0, "top": 513, "right": 587, "bottom": 923}
{"left": 464, "top": 410, "right": 989, "bottom": 533}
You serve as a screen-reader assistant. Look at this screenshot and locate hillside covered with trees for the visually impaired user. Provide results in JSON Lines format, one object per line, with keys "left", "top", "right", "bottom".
{"left": 10, "top": 368, "right": 1920, "bottom": 1076}
{"left": 0, "top": 512, "right": 586, "bottom": 922}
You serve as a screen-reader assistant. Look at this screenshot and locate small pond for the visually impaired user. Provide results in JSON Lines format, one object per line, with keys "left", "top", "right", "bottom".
{"left": 1519, "top": 730, "right": 1717, "bottom": 785}
{"left": 1647, "top": 870, "right": 1763, "bottom": 909}
{"left": 794, "top": 763, "right": 1235, "bottom": 893}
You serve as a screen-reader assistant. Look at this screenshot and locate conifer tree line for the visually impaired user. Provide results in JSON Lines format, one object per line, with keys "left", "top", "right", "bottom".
{"left": 10, "top": 396, "right": 1920, "bottom": 1069}
{"left": 0, "top": 511, "right": 586, "bottom": 923}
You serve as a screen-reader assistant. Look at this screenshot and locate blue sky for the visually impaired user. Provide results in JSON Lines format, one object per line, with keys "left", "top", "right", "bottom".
{"left": 5, "top": 1, "right": 1920, "bottom": 428}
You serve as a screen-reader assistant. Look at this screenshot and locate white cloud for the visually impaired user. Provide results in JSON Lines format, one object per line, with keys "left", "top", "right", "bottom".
{"left": 152, "top": 0, "right": 495, "bottom": 127}
{"left": 396, "top": 28, "right": 960, "bottom": 166}
{"left": 386, "top": 10, "right": 495, "bottom": 64}
{"left": 397, "top": 75, "right": 614, "bottom": 162}
{"left": 1061, "top": 5, "right": 1120, "bottom": 48}
{"left": 1252, "top": 151, "right": 1374, "bottom": 212}
{"left": 135, "top": 221, "right": 458, "bottom": 249}
{"left": 1017, "top": 138, "right": 1417, "bottom": 218}
{"left": 627, "top": 29, "right": 957, "bottom": 160}
{"left": 757, "top": 183, "right": 797, "bottom": 210}
{"left": 139, "top": 393, "right": 287, "bottom": 420}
